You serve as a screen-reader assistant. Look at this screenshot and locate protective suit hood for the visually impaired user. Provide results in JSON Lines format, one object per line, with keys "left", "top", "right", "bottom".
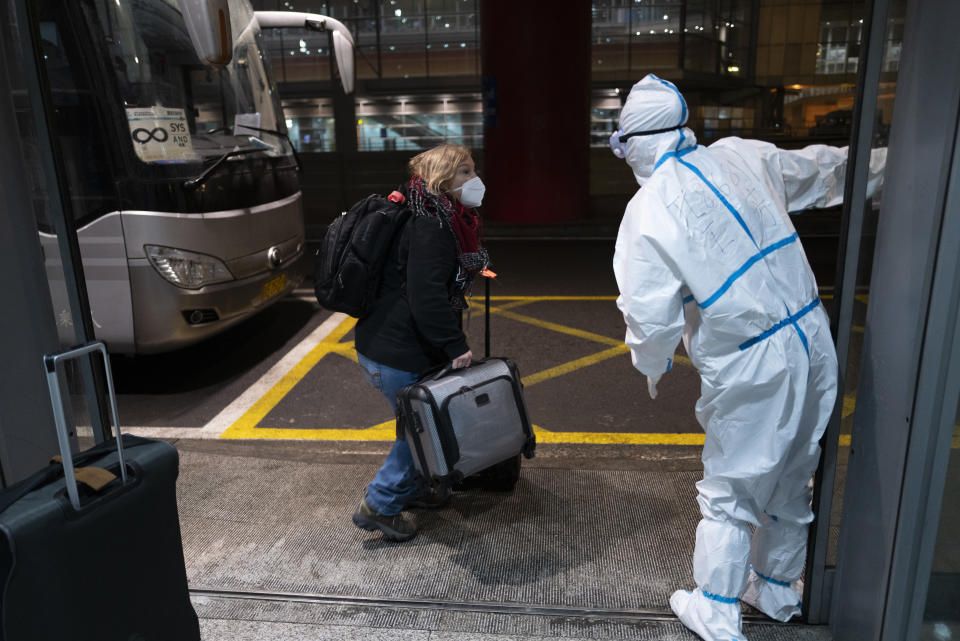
{"left": 618, "top": 74, "right": 697, "bottom": 185}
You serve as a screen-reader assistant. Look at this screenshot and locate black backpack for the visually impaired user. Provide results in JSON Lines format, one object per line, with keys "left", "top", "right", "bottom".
{"left": 313, "top": 190, "right": 412, "bottom": 318}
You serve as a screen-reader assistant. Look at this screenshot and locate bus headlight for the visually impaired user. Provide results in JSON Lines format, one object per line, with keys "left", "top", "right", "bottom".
{"left": 144, "top": 245, "right": 234, "bottom": 289}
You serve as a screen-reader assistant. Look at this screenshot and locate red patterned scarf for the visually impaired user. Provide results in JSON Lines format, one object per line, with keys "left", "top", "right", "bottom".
{"left": 407, "top": 174, "right": 489, "bottom": 308}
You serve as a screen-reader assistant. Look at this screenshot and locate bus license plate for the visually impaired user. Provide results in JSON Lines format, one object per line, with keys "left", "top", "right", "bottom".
{"left": 262, "top": 274, "right": 286, "bottom": 300}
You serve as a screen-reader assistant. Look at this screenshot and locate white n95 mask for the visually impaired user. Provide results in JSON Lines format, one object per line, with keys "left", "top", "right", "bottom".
{"left": 453, "top": 176, "right": 485, "bottom": 207}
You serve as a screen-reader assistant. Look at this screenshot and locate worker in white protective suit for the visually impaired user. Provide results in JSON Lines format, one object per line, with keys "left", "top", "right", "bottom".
{"left": 611, "top": 75, "right": 884, "bottom": 641}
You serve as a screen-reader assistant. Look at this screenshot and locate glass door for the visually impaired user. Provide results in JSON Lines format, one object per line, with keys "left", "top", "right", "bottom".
{"left": 803, "top": 0, "right": 904, "bottom": 622}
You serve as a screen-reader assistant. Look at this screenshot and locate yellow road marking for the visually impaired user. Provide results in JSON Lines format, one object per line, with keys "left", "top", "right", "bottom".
{"left": 488, "top": 307, "right": 624, "bottom": 347}
{"left": 219, "top": 317, "right": 357, "bottom": 439}
{"left": 224, "top": 298, "right": 874, "bottom": 445}
{"left": 534, "top": 425, "right": 704, "bottom": 445}
{"left": 219, "top": 300, "right": 693, "bottom": 442}
{"left": 843, "top": 394, "right": 856, "bottom": 419}
{"left": 492, "top": 299, "right": 537, "bottom": 311}
{"left": 487, "top": 306, "right": 691, "bottom": 369}
{"left": 225, "top": 420, "right": 397, "bottom": 441}
{"left": 524, "top": 345, "right": 630, "bottom": 386}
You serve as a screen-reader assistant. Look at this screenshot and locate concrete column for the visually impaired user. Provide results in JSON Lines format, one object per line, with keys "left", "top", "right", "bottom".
{"left": 332, "top": 82, "right": 357, "bottom": 153}
{"left": 480, "top": 1, "right": 592, "bottom": 224}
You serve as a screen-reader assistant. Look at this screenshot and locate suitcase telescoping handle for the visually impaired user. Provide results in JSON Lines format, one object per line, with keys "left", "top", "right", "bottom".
{"left": 43, "top": 341, "right": 127, "bottom": 510}
{"left": 428, "top": 363, "right": 453, "bottom": 381}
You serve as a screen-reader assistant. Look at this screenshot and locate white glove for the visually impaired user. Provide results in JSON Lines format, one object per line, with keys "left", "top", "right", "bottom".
{"left": 647, "top": 375, "right": 662, "bottom": 400}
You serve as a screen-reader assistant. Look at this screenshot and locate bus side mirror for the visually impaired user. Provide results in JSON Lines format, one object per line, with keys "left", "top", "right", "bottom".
{"left": 329, "top": 30, "right": 355, "bottom": 95}
{"left": 254, "top": 11, "right": 356, "bottom": 94}
{"left": 178, "top": 0, "right": 234, "bottom": 66}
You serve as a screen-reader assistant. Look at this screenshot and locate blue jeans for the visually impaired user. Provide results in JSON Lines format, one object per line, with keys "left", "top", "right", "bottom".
{"left": 357, "top": 353, "right": 422, "bottom": 515}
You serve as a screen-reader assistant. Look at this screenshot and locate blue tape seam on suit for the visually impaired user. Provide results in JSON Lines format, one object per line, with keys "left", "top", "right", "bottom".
{"left": 701, "top": 589, "right": 740, "bottom": 604}
{"left": 645, "top": 107, "right": 815, "bottom": 356}
{"left": 654, "top": 146, "right": 697, "bottom": 171}
{"left": 739, "top": 297, "right": 821, "bottom": 351}
{"left": 699, "top": 233, "right": 799, "bottom": 309}
{"left": 787, "top": 301, "right": 810, "bottom": 355}
{"left": 753, "top": 567, "right": 793, "bottom": 588}
{"left": 668, "top": 155, "right": 815, "bottom": 353}
{"left": 677, "top": 157, "right": 758, "bottom": 247}
{"left": 651, "top": 74, "right": 688, "bottom": 126}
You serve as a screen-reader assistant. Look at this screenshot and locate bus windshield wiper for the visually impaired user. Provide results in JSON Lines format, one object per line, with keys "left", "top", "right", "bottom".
{"left": 182, "top": 148, "right": 265, "bottom": 190}
{"left": 207, "top": 125, "right": 302, "bottom": 173}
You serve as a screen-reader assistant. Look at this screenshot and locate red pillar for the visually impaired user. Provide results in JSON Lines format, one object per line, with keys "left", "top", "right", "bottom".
{"left": 480, "top": 1, "right": 592, "bottom": 224}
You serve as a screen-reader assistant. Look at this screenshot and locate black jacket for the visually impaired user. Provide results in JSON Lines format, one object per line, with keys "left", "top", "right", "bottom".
{"left": 355, "top": 213, "right": 469, "bottom": 374}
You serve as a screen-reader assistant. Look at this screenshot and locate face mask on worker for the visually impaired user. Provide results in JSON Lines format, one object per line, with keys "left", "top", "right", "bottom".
{"left": 453, "top": 176, "right": 485, "bottom": 207}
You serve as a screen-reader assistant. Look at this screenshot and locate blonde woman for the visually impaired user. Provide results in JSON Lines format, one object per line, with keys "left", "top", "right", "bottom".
{"left": 352, "top": 143, "right": 488, "bottom": 542}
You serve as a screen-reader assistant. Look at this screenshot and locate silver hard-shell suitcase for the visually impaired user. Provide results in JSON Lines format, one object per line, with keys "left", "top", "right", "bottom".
{"left": 397, "top": 357, "right": 535, "bottom": 486}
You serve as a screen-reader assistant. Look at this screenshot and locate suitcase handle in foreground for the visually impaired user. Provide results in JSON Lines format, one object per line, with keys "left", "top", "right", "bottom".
{"left": 43, "top": 341, "right": 127, "bottom": 510}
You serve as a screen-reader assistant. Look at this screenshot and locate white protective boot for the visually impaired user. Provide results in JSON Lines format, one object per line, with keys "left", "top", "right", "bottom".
{"left": 740, "top": 567, "right": 802, "bottom": 622}
{"left": 670, "top": 588, "right": 747, "bottom": 641}
{"left": 674, "top": 510, "right": 752, "bottom": 640}
{"left": 743, "top": 511, "right": 808, "bottom": 622}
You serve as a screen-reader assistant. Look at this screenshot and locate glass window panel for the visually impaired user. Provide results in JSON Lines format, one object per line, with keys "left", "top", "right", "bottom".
{"left": 826, "top": 0, "right": 905, "bottom": 569}
{"left": 593, "top": 0, "right": 631, "bottom": 78}
{"left": 594, "top": 35, "right": 630, "bottom": 75}
{"left": 425, "top": 7, "right": 478, "bottom": 77}
{"left": 381, "top": 14, "right": 426, "bottom": 35}
{"left": 718, "top": 0, "right": 748, "bottom": 24}
{"left": 31, "top": 8, "right": 116, "bottom": 229}
{"left": 355, "top": 43, "right": 381, "bottom": 79}
{"left": 282, "top": 99, "right": 335, "bottom": 152}
{"left": 684, "top": 34, "right": 717, "bottom": 73}
{"left": 591, "top": 93, "right": 621, "bottom": 147}
{"left": 268, "top": 28, "right": 332, "bottom": 83}
{"left": 593, "top": 0, "right": 633, "bottom": 37}
{"left": 921, "top": 398, "right": 960, "bottom": 638}
{"left": 629, "top": 31, "right": 679, "bottom": 71}
{"left": 684, "top": 3, "right": 715, "bottom": 35}
{"left": 382, "top": 41, "right": 428, "bottom": 78}
{"left": 356, "top": 93, "right": 481, "bottom": 151}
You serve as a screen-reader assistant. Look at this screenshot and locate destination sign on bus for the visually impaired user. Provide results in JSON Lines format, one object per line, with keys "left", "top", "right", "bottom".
{"left": 125, "top": 107, "right": 199, "bottom": 164}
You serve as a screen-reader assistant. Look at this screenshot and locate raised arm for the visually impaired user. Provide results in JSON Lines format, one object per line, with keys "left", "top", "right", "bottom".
{"left": 738, "top": 139, "right": 886, "bottom": 213}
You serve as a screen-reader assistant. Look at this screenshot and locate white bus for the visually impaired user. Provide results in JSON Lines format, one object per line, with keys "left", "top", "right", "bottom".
{"left": 6, "top": 0, "right": 352, "bottom": 353}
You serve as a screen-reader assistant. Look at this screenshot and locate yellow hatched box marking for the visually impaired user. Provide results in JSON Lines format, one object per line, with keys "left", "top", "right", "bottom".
{"left": 219, "top": 294, "right": 898, "bottom": 447}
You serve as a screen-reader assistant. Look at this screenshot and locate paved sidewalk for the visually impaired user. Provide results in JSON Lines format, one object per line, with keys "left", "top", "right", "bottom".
{"left": 173, "top": 439, "right": 832, "bottom": 641}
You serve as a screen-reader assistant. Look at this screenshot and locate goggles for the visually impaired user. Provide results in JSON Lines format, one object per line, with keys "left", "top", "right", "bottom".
{"left": 609, "top": 125, "right": 684, "bottom": 158}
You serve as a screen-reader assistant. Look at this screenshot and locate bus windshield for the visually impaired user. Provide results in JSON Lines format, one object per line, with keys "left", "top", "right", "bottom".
{"left": 91, "top": 0, "right": 291, "bottom": 165}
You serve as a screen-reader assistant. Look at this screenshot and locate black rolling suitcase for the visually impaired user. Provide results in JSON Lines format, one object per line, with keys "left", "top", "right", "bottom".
{"left": 0, "top": 342, "right": 200, "bottom": 641}
{"left": 397, "top": 357, "right": 535, "bottom": 488}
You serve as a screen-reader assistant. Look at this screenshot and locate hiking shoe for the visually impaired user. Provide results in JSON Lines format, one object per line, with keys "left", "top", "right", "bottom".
{"left": 352, "top": 498, "right": 417, "bottom": 541}
{"left": 406, "top": 485, "right": 452, "bottom": 509}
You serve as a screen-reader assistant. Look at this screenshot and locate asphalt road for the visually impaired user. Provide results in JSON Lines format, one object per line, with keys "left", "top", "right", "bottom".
{"left": 102, "top": 238, "right": 865, "bottom": 446}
